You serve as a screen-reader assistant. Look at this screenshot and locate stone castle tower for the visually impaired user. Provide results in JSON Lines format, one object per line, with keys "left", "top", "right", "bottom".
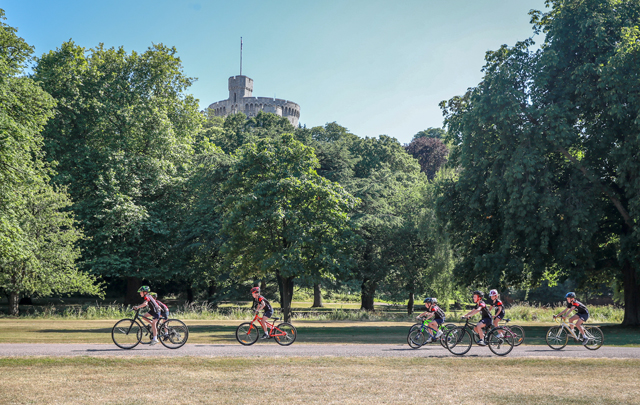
{"left": 208, "top": 75, "right": 300, "bottom": 127}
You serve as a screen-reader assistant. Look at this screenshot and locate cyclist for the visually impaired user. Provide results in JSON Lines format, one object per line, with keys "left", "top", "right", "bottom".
{"left": 250, "top": 286, "right": 273, "bottom": 339}
{"left": 150, "top": 292, "right": 170, "bottom": 320}
{"left": 554, "top": 292, "right": 590, "bottom": 345}
{"left": 462, "top": 290, "right": 492, "bottom": 346}
{"left": 133, "top": 286, "right": 161, "bottom": 345}
{"left": 488, "top": 289, "right": 506, "bottom": 334}
{"left": 416, "top": 297, "right": 446, "bottom": 342}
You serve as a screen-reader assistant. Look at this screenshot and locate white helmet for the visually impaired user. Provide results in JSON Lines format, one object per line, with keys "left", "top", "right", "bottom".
{"left": 489, "top": 289, "right": 498, "bottom": 297}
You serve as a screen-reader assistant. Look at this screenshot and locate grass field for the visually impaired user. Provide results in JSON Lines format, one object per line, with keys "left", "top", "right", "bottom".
{"left": 0, "top": 357, "right": 638, "bottom": 404}
{"left": 1, "top": 319, "right": 638, "bottom": 346}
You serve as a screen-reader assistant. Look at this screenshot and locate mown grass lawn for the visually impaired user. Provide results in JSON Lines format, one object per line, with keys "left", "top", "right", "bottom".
{"left": 0, "top": 319, "right": 638, "bottom": 346}
{"left": 0, "top": 357, "right": 638, "bottom": 404}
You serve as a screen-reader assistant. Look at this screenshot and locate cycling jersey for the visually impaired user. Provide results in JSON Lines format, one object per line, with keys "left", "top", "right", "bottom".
{"left": 567, "top": 300, "right": 589, "bottom": 315}
{"left": 427, "top": 305, "right": 446, "bottom": 320}
{"left": 255, "top": 295, "right": 272, "bottom": 312}
{"left": 144, "top": 294, "right": 161, "bottom": 314}
{"left": 475, "top": 300, "right": 492, "bottom": 318}
{"left": 491, "top": 299, "right": 505, "bottom": 316}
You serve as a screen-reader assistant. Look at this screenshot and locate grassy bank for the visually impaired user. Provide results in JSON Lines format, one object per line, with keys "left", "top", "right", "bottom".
{"left": 0, "top": 319, "right": 638, "bottom": 346}
{"left": 0, "top": 302, "right": 625, "bottom": 324}
{"left": 0, "top": 357, "right": 638, "bottom": 404}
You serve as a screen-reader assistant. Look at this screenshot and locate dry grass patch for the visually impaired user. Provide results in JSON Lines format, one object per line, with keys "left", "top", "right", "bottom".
{"left": 0, "top": 357, "right": 638, "bottom": 404}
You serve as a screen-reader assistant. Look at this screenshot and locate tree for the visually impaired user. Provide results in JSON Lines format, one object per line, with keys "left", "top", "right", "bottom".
{"left": 405, "top": 137, "right": 449, "bottom": 180}
{"left": 34, "top": 41, "right": 202, "bottom": 303}
{"left": 220, "top": 134, "right": 358, "bottom": 322}
{"left": 438, "top": 0, "right": 640, "bottom": 325}
{"left": 0, "top": 10, "right": 101, "bottom": 314}
{"left": 413, "top": 128, "right": 446, "bottom": 140}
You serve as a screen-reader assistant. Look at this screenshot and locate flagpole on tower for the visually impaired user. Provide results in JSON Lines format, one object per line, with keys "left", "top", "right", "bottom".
{"left": 240, "top": 37, "right": 243, "bottom": 76}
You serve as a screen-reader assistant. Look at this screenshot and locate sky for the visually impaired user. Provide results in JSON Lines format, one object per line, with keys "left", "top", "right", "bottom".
{"left": 3, "top": 0, "right": 547, "bottom": 144}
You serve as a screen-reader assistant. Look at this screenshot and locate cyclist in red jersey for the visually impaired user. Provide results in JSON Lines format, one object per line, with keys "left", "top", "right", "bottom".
{"left": 488, "top": 289, "right": 506, "bottom": 336}
{"left": 133, "top": 285, "right": 161, "bottom": 345}
{"left": 554, "top": 292, "right": 590, "bottom": 345}
{"left": 250, "top": 287, "right": 273, "bottom": 339}
{"left": 462, "top": 291, "right": 491, "bottom": 346}
{"left": 416, "top": 297, "right": 447, "bottom": 342}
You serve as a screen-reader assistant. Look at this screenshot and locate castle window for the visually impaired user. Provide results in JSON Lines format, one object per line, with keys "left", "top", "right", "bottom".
{"left": 234, "top": 93, "right": 237, "bottom": 103}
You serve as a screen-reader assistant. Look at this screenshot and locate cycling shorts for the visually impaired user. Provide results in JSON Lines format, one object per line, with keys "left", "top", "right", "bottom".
{"left": 146, "top": 311, "right": 160, "bottom": 320}
{"left": 495, "top": 311, "right": 505, "bottom": 320}
{"left": 161, "top": 310, "right": 170, "bottom": 319}
{"left": 433, "top": 318, "right": 445, "bottom": 325}
{"left": 577, "top": 313, "right": 589, "bottom": 322}
{"left": 479, "top": 317, "right": 492, "bottom": 326}
{"left": 263, "top": 309, "right": 273, "bottom": 319}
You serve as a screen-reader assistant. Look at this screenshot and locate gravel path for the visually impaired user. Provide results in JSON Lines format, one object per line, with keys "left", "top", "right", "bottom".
{"left": 0, "top": 343, "right": 638, "bottom": 358}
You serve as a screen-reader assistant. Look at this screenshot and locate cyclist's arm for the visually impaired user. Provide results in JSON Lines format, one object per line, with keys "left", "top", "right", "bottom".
{"left": 416, "top": 311, "right": 428, "bottom": 318}
{"left": 464, "top": 308, "right": 479, "bottom": 318}
{"left": 133, "top": 301, "right": 148, "bottom": 310}
{"left": 555, "top": 308, "right": 570, "bottom": 317}
{"left": 255, "top": 302, "right": 265, "bottom": 312}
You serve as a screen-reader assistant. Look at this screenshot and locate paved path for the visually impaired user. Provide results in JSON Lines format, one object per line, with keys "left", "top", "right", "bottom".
{"left": 0, "top": 343, "right": 638, "bottom": 358}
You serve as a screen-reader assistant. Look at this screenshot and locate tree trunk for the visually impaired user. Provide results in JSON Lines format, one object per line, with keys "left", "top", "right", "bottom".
{"left": 8, "top": 292, "right": 19, "bottom": 316}
{"left": 207, "top": 282, "right": 218, "bottom": 308}
{"left": 125, "top": 277, "right": 142, "bottom": 305}
{"left": 621, "top": 259, "right": 640, "bottom": 326}
{"left": 312, "top": 283, "right": 323, "bottom": 308}
{"left": 186, "top": 287, "right": 195, "bottom": 304}
{"left": 360, "top": 279, "right": 376, "bottom": 311}
{"left": 277, "top": 272, "right": 294, "bottom": 322}
{"left": 407, "top": 292, "right": 414, "bottom": 315}
{"left": 260, "top": 279, "right": 266, "bottom": 292}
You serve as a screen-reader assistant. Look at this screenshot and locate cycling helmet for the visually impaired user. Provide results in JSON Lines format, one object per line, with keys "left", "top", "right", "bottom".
{"left": 430, "top": 298, "right": 438, "bottom": 304}
{"left": 250, "top": 286, "right": 260, "bottom": 294}
{"left": 137, "top": 286, "right": 150, "bottom": 293}
{"left": 423, "top": 297, "right": 432, "bottom": 304}
{"left": 565, "top": 292, "right": 576, "bottom": 299}
{"left": 489, "top": 289, "right": 498, "bottom": 297}
{"left": 472, "top": 290, "right": 484, "bottom": 299}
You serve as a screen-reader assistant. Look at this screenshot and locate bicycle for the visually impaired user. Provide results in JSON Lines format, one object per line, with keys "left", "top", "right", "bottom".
{"left": 235, "top": 311, "right": 297, "bottom": 346}
{"left": 545, "top": 316, "right": 603, "bottom": 350}
{"left": 111, "top": 308, "right": 189, "bottom": 349}
{"left": 445, "top": 317, "right": 515, "bottom": 356}
{"left": 407, "top": 318, "right": 456, "bottom": 349}
{"left": 499, "top": 318, "right": 525, "bottom": 346}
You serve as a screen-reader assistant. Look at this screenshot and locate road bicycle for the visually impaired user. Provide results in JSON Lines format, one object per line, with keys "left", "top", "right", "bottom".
{"left": 499, "top": 318, "right": 525, "bottom": 346}
{"left": 235, "top": 311, "right": 297, "bottom": 346}
{"left": 111, "top": 308, "right": 189, "bottom": 349}
{"left": 407, "top": 318, "right": 457, "bottom": 349}
{"left": 545, "top": 316, "right": 603, "bottom": 350}
{"left": 445, "top": 317, "right": 515, "bottom": 356}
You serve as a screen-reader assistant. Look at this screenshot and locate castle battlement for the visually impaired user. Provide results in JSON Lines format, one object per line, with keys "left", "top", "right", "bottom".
{"left": 208, "top": 75, "right": 300, "bottom": 126}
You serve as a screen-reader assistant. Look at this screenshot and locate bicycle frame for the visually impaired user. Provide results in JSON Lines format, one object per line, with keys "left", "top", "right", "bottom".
{"left": 555, "top": 317, "right": 587, "bottom": 340}
{"left": 248, "top": 312, "right": 288, "bottom": 338}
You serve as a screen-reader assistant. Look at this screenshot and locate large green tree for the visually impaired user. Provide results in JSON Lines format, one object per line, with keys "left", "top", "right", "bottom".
{"left": 34, "top": 41, "right": 202, "bottom": 303}
{"left": 438, "top": 0, "right": 640, "bottom": 325}
{"left": 0, "top": 10, "right": 101, "bottom": 314}
{"left": 220, "top": 134, "right": 358, "bottom": 321}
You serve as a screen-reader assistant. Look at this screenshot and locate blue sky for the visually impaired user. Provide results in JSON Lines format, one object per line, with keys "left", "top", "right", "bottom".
{"left": 4, "top": 0, "right": 547, "bottom": 144}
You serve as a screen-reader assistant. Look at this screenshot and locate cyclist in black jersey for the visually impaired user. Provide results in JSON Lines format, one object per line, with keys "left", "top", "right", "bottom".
{"left": 251, "top": 287, "right": 273, "bottom": 339}
{"left": 133, "top": 285, "right": 161, "bottom": 345}
{"left": 416, "top": 298, "right": 446, "bottom": 342}
{"left": 488, "top": 289, "right": 506, "bottom": 335}
{"left": 554, "top": 292, "right": 590, "bottom": 345}
{"left": 462, "top": 291, "right": 491, "bottom": 346}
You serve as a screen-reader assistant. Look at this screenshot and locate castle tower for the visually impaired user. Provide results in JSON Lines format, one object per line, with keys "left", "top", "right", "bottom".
{"left": 208, "top": 74, "right": 300, "bottom": 127}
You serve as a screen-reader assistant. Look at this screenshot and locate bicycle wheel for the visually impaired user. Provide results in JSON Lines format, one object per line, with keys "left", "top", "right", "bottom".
{"left": 111, "top": 319, "right": 143, "bottom": 349}
{"left": 408, "top": 327, "right": 427, "bottom": 349}
{"left": 439, "top": 324, "right": 457, "bottom": 348}
{"left": 546, "top": 326, "right": 568, "bottom": 350}
{"left": 486, "top": 327, "right": 514, "bottom": 356}
{"left": 159, "top": 319, "right": 189, "bottom": 349}
{"left": 583, "top": 326, "right": 604, "bottom": 350}
{"left": 508, "top": 325, "right": 525, "bottom": 346}
{"left": 445, "top": 327, "right": 472, "bottom": 356}
{"left": 274, "top": 322, "right": 297, "bottom": 346}
{"left": 236, "top": 322, "right": 259, "bottom": 346}
{"left": 407, "top": 324, "right": 421, "bottom": 348}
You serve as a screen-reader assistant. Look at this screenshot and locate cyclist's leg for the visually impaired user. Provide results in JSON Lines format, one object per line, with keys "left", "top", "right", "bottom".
{"left": 260, "top": 309, "right": 273, "bottom": 337}
{"left": 575, "top": 315, "right": 587, "bottom": 336}
{"left": 475, "top": 321, "right": 485, "bottom": 341}
{"left": 568, "top": 314, "right": 580, "bottom": 336}
{"left": 426, "top": 320, "right": 438, "bottom": 341}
